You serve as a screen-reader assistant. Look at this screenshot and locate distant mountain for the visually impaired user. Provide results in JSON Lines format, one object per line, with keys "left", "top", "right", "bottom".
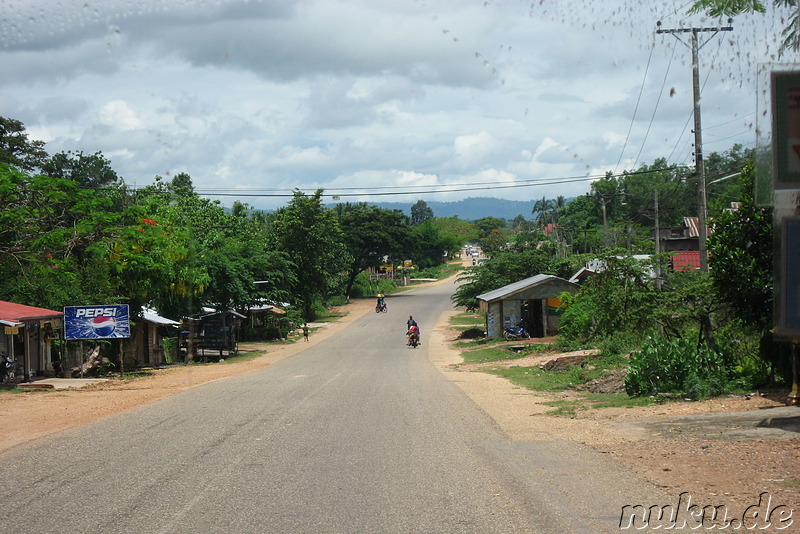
{"left": 365, "top": 197, "right": 538, "bottom": 221}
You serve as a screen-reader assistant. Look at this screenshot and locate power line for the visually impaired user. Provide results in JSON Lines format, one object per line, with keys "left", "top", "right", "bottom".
{"left": 614, "top": 37, "right": 656, "bottom": 174}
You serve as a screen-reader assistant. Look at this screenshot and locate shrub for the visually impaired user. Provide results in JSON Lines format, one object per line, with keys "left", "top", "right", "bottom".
{"left": 625, "top": 336, "right": 729, "bottom": 397}
{"left": 349, "top": 272, "right": 398, "bottom": 298}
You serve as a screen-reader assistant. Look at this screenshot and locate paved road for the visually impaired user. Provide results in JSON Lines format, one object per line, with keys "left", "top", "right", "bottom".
{"left": 0, "top": 280, "right": 667, "bottom": 533}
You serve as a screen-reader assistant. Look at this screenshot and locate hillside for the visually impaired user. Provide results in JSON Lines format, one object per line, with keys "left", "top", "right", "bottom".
{"left": 352, "top": 197, "right": 537, "bottom": 221}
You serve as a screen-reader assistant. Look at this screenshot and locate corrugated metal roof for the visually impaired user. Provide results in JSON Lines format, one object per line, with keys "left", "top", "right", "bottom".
{"left": 142, "top": 307, "right": 180, "bottom": 326}
{"left": 476, "top": 274, "right": 578, "bottom": 303}
{"left": 683, "top": 217, "right": 712, "bottom": 238}
{"left": 0, "top": 300, "right": 62, "bottom": 323}
{"left": 671, "top": 250, "right": 701, "bottom": 272}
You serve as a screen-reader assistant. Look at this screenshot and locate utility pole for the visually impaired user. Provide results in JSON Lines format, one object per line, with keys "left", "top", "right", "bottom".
{"left": 657, "top": 20, "right": 733, "bottom": 272}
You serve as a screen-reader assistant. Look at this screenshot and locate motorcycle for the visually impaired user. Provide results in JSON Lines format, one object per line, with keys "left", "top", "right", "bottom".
{"left": 1, "top": 352, "right": 14, "bottom": 385}
{"left": 503, "top": 324, "right": 530, "bottom": 340}
{"left": 375, "top": 302, "right": 387, "bottom": 313}
{"left": 407, "top": 332, "right": 420, "bottom": 348}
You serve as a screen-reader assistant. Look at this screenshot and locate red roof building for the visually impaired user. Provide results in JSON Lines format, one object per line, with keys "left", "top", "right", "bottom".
{"left": 0, "top": 300, "right": 62, "bottom": 382}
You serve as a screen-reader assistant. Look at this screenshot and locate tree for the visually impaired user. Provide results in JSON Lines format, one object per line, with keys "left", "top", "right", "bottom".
{"left": 430, "top": 216, "right": 477, "bottom": 250}
{"left": 0, "top": 117, "right": 48, "bottom": 172}
{"left": 472, "top": 216, "right": 507, "bottom": 255}
{"left": 40, "top": 150, "right": 119, "bottom": 188}
{"left": 558, "top": 255, "right": 662, "bottom": 343}
{"left": 451, "top": 248, "right": 555, "bottom": 310}
{"left": 707, "top": 164, "right": 773, "bottom": 329}
{"left": 689, "top": 1, "right": 798, "bottom": 55}
{"left": 270, "top": 190, "right": 350, "bottom": 321}
{"left": 532, "top": 196, "right": 554, "bottom": 226}
{"left": 336, "top": 203, "right": 411, "bottom": 298}
{"left": 410, "top": 200, "right": 434, "bottom": 224}
{"left": 170, "top": 172, "right": 195, "bottom": 196}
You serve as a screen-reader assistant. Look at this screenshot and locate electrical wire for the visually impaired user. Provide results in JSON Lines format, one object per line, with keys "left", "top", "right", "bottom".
{"left": 614, "top": 35, "right": 656, "bottom": 175}
{"left": 632, "top": 37, "right": 676, "bottom": 170}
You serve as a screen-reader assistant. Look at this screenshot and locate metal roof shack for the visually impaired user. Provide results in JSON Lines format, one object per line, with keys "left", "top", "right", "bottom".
{"left": 476, "top": 275, "right": 579, "bottom": 339}
{"left": 0, "top": 300, "right": 63, "bottom": 382}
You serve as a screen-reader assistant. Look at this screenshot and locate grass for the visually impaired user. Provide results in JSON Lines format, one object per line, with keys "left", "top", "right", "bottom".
{"left": 454, "top": 337, "right": 667, "bottom": 414}
{"left": 539, "top": 393, "right": 660, "bottom": 417}
{"left": 118, "top": 370, "right": 153, "bottom": 380}
{"left": 486, "top": 365, "right": 585, "bottom": 392}
{"left": 316, "top": 311, "right": 348, "bottom": 323}
{"left": 460, "top": 346, "right": 530, "bottom": 365}
{"left": 449, "top": 312, "right": 485, "bottom": 326}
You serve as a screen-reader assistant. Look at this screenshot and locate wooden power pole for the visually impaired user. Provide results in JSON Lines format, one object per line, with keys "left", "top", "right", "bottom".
{"left": 657, "top": 20, "right": 733, "bottom": 271}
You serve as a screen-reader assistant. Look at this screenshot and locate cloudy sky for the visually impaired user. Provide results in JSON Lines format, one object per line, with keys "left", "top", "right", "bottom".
{"left": 0, "top": 0, "right": 790, "bottom": 212}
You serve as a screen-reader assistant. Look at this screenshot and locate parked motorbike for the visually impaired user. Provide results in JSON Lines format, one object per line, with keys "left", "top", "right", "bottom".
{"left": 503, "top": 324, "right": 530, "bottom": 340}
{"left": 1, "top": 352, "right": 14, "bottom": 385}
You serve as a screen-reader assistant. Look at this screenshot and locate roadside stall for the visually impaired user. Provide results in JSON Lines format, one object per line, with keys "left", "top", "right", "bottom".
{"left": 0, "top": 300, "right": 63, "bottom": 382}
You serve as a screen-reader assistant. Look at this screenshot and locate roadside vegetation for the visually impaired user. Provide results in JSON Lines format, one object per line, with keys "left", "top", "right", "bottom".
{"left": 448, "top": 153, "right": 792, "bottom": 406}
{"left": 1, "top": 116, "right": 792, "bottom": 401}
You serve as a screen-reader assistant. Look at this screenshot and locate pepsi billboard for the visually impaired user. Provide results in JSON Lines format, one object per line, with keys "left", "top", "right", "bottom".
{"left": 63, "top": 305, "right": 131, "bottom": 340}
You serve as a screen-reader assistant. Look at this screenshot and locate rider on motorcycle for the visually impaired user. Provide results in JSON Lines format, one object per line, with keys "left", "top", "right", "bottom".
{"left": 376, "top": 294, "right": 386, "bottom": 312}
{"left": 406, "top": 323, "right": 420, "bottom": 346}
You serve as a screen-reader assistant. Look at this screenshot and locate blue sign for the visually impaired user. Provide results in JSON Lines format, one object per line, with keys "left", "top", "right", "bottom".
{"left": 781, "top": 218, "right": 800, "bottom": 336}
{"left": 63, "top": 305, "right": 131, "bottom": 340}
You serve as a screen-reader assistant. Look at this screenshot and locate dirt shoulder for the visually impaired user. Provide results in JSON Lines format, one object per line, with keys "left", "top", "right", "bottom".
{"left": 429, "top": 309, "right": 800, "bottom": 516}
{"left": 0, "top": 297, "right": 377, "bottom": 453}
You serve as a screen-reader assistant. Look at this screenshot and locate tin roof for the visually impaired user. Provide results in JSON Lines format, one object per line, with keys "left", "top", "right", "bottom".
{"left": 671, "top": 250, "right": 701, "bottom": 272}
{"left": 0, "top": 300, "right": 62, "bottom": 325}
{"left": 142, "top": 307, "right": 180, "bottom": 326}
{"left": 476, "top": 274, "right": 579, "bottom": 303}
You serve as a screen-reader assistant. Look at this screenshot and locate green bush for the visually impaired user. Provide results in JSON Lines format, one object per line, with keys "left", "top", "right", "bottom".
{"left": 349, "top": 272, "right": 398, "bottom": 298}
{"left": 162, "top": 337, "right": 179, "bottom": 364}
{"left": 625, "top": 336, "right": 729, "bottom": 398}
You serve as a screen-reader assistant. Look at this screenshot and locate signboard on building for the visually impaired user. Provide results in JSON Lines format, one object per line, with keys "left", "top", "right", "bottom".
{"left": 773, "top": 71, "right": 800, "bottom": 190}
{"left": 780, "top": 218, "right": 800, "bottom": 336}
{"left": 63, "top": 304, "right": 131, "bottom": 340}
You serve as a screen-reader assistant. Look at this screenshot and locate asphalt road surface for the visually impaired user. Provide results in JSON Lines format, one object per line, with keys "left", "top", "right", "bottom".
{"left": 0, "top": 281, "right": 668, "bottom": 533}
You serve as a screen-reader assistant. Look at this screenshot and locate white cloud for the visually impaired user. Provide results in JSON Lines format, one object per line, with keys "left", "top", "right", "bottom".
{"left": 0, "top": 0, "right": 783, "bottom": 211}
{"left": 98, "top": 100, "right": 142, "bottom": 130}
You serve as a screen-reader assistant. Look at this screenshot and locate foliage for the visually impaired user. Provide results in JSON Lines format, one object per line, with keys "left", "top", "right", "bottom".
{"left": 707, "top": 164, "right": 773, "bottom": 329}
{"left": 335, "top": 203, "right": 411, "bottom": 298}
{"left": 0, "top": 117, "right": 47, "bottom": 171}
{"left": 410, "top": 200, "right": 434, "bottom": 224}
{"left": 40, "top": 150, "right": 119, "bottom": 188}
{"left": 430, "top": 216, "right": 477, "bottom": 251}
{"left": 451, "top": 248, "right": 555, "bottom": 310}
{"left": 625, "top": 336, "right": 731, "bottom": 399}
{"left": 411, "top": 219, "right": 462, "bottom": 268}
{"left": 270, "top": 190, "right": 350, "bottom": 321}
{"left": 689, "top": 1, "right": 800, "bottom": 55}
{"left": 558, "top": 255, "right": 661, "bottom": 343}
{"left": 348, "top": 272, "right": 397, "bottom": 299}
{"left": 656, "top": 269, "right": 721, "bottom": 349}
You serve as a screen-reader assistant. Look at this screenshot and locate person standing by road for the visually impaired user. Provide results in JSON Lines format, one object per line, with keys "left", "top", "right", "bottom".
{"left": 302, "top": 323, "right": 309, "bottom": 342}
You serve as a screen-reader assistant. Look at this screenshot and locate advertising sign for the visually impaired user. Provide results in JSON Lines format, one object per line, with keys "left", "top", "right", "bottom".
{"left": 780, "top": 218, "right": 800, "bottom": 336}
{"left": 63, "top": 305, "right": 131, "bottom": 340}
{"left": 773, "top": 71, "right": 800, "bottom": 189}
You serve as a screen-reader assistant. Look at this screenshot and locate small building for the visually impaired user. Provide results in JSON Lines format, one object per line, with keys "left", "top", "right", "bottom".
{"left": 0, "top": 300, "right": 63, "bottom": 381}
{"left": 476, "top": 274, "right": 579, "bottom": 339}
{"left": 242, "top": 300, "right": 288, "bottom": 340}
{"left": 181, "top": 308, "right": 246, "bottom": 360}
{"left": 136, "top": 308, "right": 181, "bottom": 366}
